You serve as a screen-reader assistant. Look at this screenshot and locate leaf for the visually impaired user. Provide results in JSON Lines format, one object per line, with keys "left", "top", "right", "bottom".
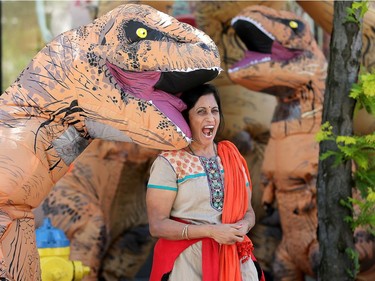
{"left": 320, "top": 150, "right": 339, "bottom": 161}
{"left": 345, "top": 16, "right": 359, "bottom": 24}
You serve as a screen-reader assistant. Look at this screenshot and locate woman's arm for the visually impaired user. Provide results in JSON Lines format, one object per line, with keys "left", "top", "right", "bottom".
{"left": 146, "top": 156, "right": 185, "bottom": 240}
{"left": 146, "top": 186, "right": 188, "bottom": 240}
{"left": 147, "top": 185, "right": 249, "bottom": 244}
{"left": 236, "top": 184, "right": 256, "bottom": 235}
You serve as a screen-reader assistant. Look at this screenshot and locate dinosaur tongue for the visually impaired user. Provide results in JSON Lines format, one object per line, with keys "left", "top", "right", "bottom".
{"left": 106, "top": 62, "right": 191, "bottom": 138}
{"left": 230, "top": 41, "right": 303, "bottom": 70}
{"left": 271, "top": 41, "right": 303, "bottom": 61}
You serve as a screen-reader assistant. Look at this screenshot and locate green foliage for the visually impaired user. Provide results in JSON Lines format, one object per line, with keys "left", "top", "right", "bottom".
{"left": 317, "top": 70, "right": 375, "bottom": 276}
{"left": 349, "top": 70, "right": 375, "bottom": 197}
{"left": 341, "top": 190, "right": 375, "bottom": 236}
{"left": 350, "top": 70, "right": 375, "bottom": 114}
{"left": 315, "top": 122, "right": 334, "bottom": 142}
{"left": 345, "top": 248, "right": 360, "bottom": 278}
{"left": 316, "top": 123, "right": 375, "bottom": 192}
{"left": 345, "top": 0, "right": 369, "bottom": 25}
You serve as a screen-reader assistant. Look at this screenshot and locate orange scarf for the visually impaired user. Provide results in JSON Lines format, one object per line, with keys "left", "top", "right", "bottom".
{"left": 217, "top": 140, "right": 253, "bottom": 281}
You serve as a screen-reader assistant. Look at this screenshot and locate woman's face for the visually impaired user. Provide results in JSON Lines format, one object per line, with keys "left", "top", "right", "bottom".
{"left": 188, "top": 93, "right": 220, "bottom": 146}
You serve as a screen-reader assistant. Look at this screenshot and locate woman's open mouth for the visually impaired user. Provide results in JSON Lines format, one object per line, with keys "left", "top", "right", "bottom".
{"left": 202, "top": 125, "right": 215, "bottom": 137}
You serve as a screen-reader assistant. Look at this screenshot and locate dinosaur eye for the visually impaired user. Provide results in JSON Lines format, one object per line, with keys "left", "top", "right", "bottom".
{"left": 136, "top": 28, "right": 147, "bottom": 38}
{"left": 289, "top": 21, "right": 298, "bottom": 29}
{"left": 123, "top": 21, "right": 167, "bottom": 43}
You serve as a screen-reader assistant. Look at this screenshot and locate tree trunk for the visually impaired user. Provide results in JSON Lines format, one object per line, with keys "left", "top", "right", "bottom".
{"left": 317, "top": 1, "right": 363, "bottom": 281}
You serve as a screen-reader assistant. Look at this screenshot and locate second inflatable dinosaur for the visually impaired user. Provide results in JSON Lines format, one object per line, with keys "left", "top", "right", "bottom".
{"left": 229, "top": 5, "right": 374, "bottom": 281}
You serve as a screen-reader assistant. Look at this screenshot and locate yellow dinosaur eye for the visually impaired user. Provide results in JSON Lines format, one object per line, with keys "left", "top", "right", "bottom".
{"left": 136, "top": 28, "right": 147, "bottom": 38}
{"left": 289, "top": 21, "right": 298, "bottom": 29}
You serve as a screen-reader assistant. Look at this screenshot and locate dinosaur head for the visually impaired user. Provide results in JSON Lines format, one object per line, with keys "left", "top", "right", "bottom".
{"left": 70, "top": 4, "right": 221, "bottom": 150}
{"left": 228, "top": 5, "right": 326, "bottom": 97}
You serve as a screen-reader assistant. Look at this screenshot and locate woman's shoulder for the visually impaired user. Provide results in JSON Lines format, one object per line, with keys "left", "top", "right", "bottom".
{"left": 217, "top": 140, "right": 236, "bottom": 147}
{"left": 217, "top": 140, "right": 242, "bottom": 155}
{"left": 158, "top": 148, "right": 204, "bottom": 177}
{"left": 159, "top": 148, "right": 191, "bottom": 159}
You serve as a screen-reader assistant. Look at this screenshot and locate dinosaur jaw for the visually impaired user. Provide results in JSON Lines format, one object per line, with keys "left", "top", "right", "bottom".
{"left": 106, "top": 61, "right": 196, "bottom": 139}
{"left": 154, "top": 69, "right": 220, "bottom": 94}
{"left": 106, "top": 61, "right": 220, "bottom": 140}
{"left": 228, "top": 15, "right": 307, "bottom": 92}
{"left": 228, "top": 40, "right": 304, "bottom": 92}
{"left": 230, "top": 41, "right": 303, "bottom": 72}
{"left": 81, "top": 97, "right": 192, "bottom": 150}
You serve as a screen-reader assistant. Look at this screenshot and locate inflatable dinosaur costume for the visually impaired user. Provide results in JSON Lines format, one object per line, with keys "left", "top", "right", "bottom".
{"left": 34, "top": 2, "right": 172, "bottom": 280}
{"left": 229, "top": 5, "right": 374, "bottom": 280}
{"left": 0, "top": 4, "right": 220, "bottom": 280}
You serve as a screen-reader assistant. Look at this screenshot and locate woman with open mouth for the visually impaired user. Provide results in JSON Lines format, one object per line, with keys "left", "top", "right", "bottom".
{"left": 146, "top": 83, "right": 264, "bottom": 281}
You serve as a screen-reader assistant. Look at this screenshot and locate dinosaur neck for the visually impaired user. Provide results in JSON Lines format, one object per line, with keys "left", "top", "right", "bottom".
{"left": 0, "top": 40, "right": 92, "bottom": 181}
{"left": 268, "top": 78, "right": 324, "bottom": 138}
{"left": 272, "top": 79, "right": 324, "bottom": 123}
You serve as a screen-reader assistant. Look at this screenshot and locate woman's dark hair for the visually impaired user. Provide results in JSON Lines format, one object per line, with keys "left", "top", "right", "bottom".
{"left": 179, "top": 83, "right": 224, "bottom": 135}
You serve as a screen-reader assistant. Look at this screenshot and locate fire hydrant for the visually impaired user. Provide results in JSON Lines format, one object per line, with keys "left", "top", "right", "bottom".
{"left": 36, "top": 218, "right": 90, "bottom": 281}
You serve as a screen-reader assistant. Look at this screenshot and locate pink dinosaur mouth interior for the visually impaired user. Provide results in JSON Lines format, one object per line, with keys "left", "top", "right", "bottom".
{"left": 230, "top": 41, "right": 303, "bottom": 70}
{"left": 106, "top": 62, "right": 191, "bottom": 138}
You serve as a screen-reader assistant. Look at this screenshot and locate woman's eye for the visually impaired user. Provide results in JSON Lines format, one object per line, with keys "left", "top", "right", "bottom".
{"left": 136, "top": 28, "right": 148, "bottom": 39}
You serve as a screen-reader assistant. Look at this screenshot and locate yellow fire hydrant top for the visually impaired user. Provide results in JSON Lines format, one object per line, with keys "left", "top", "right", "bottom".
{"left": 36, "top": 218, "right": 90, "bottom": 281}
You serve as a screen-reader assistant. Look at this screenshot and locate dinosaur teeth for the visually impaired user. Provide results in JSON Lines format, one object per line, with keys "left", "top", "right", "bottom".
{"left": 228, "top": 57, "right": 271, "bottom": 73}
{"left": 231, "top": 16, "right": 275, "bottom": 40}
{"left": 174, "top": 66, "right": 222, "bottom": 73}
{"left": 176, "top": 126, "right": 191, "bottom": 142}
{"left": 214, "top": 67, "right": 223, "bottom": 73}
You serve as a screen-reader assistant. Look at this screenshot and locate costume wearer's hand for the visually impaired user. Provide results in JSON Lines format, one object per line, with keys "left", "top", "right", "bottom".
{"left": 210, "top": 223, "right": 245, "bottom": 245}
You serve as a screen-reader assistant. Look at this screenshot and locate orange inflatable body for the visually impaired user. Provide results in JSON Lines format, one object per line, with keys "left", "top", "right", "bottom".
{"left": 36, "top": 140, "right": 158, "bottom": 280}
{"left": 0, "top": 4, "right": 220, "bottom": 280}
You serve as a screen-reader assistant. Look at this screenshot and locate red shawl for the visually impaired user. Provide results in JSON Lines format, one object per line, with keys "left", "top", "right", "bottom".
{"left": 149, "top": 237, "right": 219, "bottom": 281}
{"left": 218, "top": 140, "right": 261, "bottom": 281}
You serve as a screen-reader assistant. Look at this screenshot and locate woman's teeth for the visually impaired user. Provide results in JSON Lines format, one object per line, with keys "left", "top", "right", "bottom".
{"left": 203, "top": 126, "right": 214, "bottom": 137}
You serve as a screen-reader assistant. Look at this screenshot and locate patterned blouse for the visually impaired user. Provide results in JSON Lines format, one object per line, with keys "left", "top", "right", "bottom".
{"left": 147, "top": 149, "right": 249, "bottom": 225}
